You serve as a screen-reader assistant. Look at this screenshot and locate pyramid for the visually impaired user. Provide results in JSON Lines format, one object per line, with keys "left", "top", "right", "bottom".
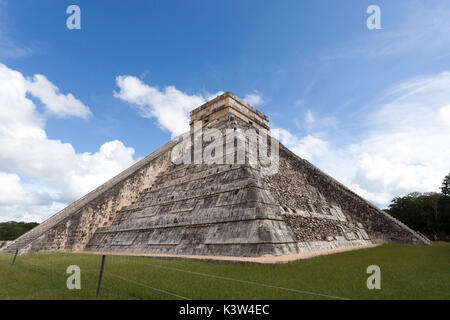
{"left": 2, "top": 92, "right": 430, "bottom": 259}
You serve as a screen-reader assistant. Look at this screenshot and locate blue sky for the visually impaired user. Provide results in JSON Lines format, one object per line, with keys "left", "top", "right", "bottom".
{"left": 0, "top": 0, "right": 450, "bottom": 222}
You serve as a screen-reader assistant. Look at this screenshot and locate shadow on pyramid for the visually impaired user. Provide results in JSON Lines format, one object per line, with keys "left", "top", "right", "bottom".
{"left": 2, "top": 92, "right": 430, "bottom": 262}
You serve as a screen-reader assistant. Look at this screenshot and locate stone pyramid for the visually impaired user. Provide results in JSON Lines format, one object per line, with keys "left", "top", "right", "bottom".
{"left": 2, "top": 92, "right": 430, "bottom": 258}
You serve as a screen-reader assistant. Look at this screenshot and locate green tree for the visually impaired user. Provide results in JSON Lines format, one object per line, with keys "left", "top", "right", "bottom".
{"left": 386, "top": 192, "right": 449, "bottom": 238}
{"left": 0, "top": 221, "right": 39, "bottom": 241}
{"left": 442, "top": 173, "right": 450, "bottom": 196}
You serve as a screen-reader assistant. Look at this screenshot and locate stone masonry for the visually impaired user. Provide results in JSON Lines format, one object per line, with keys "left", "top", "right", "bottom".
{"left": 1, "top": 92, "right": 430, "bottom": 258}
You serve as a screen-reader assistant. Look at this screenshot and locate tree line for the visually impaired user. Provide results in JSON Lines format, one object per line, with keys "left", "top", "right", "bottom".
{"left": 385, "top": 173, "right": 450, "bottom": 241}
{"left": 0, "top": 221, "right": 39, "bottom": 241}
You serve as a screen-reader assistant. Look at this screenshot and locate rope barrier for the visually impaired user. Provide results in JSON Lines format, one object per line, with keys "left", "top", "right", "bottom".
{"left": 4, "top": 253, "right": 351, "bottom": 300}
{"left": 121, "top": 256, "right": 351, "bottom": 300}
{"left": 104, "top": 271, "right": 190, "bottom": 300}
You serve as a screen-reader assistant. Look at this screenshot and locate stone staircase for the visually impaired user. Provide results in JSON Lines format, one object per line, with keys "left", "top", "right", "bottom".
{"left": 85, "top": 159, "right": 299, "bottom": 256}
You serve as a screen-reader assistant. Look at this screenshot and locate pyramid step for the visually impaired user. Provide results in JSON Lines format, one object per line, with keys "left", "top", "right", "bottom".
{"left": 145, "top": 165, "right": 254, "bottom": 194}
{"left": 121, "top": 178, "right": 267, "bottom": 213}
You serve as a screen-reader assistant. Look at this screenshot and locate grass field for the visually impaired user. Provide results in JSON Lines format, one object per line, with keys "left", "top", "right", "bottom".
{"left": 0, "top": 242, "right": 448, "bottom": 300}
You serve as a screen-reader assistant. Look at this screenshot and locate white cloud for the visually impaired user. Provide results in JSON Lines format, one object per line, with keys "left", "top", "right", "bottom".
{"left": 244, "top": 91, "right": 265, "bottom": 107}
{"left": 114, "top": 75, "right": 222, "bottom": 137}
{"left": 321, "top": 6, "right": 450, "bottom": 60}
{"left": 26, "top": 74, "right": 91, "bottom": 119}
{"left": 271, "top": 127, "right": 328, "bottom": 162}
{"left": 114, "top": 75, "right": 264, "bottom": 137}
{"left": 0, "top": 63, "right": 136, "bottom": 222}
{"left": 341, "top": 72, "right": 450, "bottom": 206}
{"left": 275, "top": 71, "right": 450, "bottom": 208}
{"left": 0, "top": 172, "right": 64, "bottom": 222}
{"left": 437, "top": 105, "right": 450, "bottom": 126}
{"left": 310, "top": 71, "right": 450, "bottom": 207}
{"left": 0, "top": 201, "right": 67, "bottom": 223}
{"left": 0, "top": 172, "right": 27, "bottom": 205}
{"left": 114, "top": 75, "right": 268, "bottom": 138}
{"left": 305, "top": 110, "right": 315, "bottom": 124}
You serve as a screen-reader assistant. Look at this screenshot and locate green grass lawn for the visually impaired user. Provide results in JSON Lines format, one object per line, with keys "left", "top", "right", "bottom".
{"left": 0, "top": 242, "right": 448, "bottom": 300}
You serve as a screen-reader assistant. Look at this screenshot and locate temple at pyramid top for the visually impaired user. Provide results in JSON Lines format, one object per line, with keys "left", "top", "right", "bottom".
{"left": 190, "top": 91, "right": 270, "bottom": 132}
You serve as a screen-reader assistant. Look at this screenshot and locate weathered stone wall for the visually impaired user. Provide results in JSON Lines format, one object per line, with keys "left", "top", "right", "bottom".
{"left": 0, "top": 241, "right": 12, "bottom": 250}
{"left": 3, "top": 140, "right": 177, "bottom": 254}
{"left": 266, "top": 145, "right": 430, "bottom": 245}
{"left": 282, "top": 214, "right": 370, "bottom": 242}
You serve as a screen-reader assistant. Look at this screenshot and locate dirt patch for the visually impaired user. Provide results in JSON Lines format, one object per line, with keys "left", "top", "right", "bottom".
{"left": 77, "top": 243, "right": 380, "bottom": 264}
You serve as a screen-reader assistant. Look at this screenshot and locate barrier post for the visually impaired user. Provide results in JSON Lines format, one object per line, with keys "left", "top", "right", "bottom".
{"left": 11, "top": 249, "right": 18, "bottom": 266}
{"left": 96, "top": 255, "right": 106, "bottom": 298}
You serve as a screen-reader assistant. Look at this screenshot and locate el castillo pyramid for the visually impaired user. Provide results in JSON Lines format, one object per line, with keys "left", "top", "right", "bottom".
{"left": 2, "top": 92, "right": 430, "bottom": 260}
